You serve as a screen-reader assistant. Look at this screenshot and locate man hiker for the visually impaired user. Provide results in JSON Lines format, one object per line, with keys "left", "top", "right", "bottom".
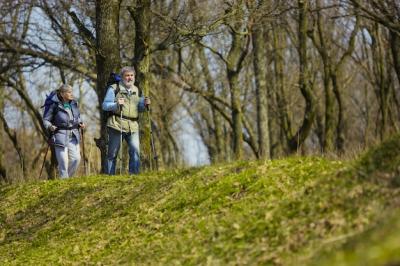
{"left": 43, "top": 84, "right": 85, "bottom": 178}
{"left": 102, "top": 66, "right": 150, "bottom": 175}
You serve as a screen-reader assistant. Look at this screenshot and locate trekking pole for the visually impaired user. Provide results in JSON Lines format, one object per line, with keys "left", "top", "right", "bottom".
{"left": 146, "top": 104, "right": 152, "bottom": 171}
{"left": 147, "top": 105, "right": 158, "bottom": 171}
{"left": 148, "top": 111, "right": 153, "bottom": 171}
{"left": 39, "top": 143, "right": 50, "bottom": 179}
{"left": 120, "top": 104, "right": 123, "bottom": 175}
{"left": 80, "top": 126, "right": 87, "bottom": 175}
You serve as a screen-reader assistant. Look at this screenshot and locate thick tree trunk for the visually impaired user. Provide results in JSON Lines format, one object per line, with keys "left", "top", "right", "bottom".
{"left": 252, "top": 26, "right": 270, "bottom": 159}
{"left": 228, "top": 68, "right": 243, "bottom": 160}
{"left": 323, "top": 69, "right": 335, "bottom": 152}
{"left": 272, "top": 24, "right": 291, "bottom": 155}
{"left": 129, "top": 0, "right": 156, "bottom": 171}
{"left": 390, "top": 31, "right": 400, "bottom": 89}
{"left": 371, "top": 24, "right": 391, "bottom": 140}
{"left": 316, "top": 1, "right": 335, "bottom": 153}
{"left": 226, "top": 4, "right": 249, "bottom": 160}
{"left": 331, "top": 73, "right": 345, "bottom": 151}
{"left": 95, "top": 0, "right": 121, "bottom": 173}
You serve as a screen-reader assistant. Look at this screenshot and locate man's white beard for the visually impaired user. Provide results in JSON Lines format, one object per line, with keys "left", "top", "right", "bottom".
{"left": 123, "top": 80, "right": 134, "bottom": 88}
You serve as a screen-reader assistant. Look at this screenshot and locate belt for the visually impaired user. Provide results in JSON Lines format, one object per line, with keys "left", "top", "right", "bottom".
{"left": 57, "top": 125, "right": 80, "bottom": 130}
{"left": 114, "top": 114, "right": 138, "bottom": 122}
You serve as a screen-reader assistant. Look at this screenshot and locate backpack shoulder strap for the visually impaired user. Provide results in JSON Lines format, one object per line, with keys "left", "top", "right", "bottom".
{"left": 110, "top": 83, "right": 120, "bottom": 96}
{"left": 42, "top": 100, "right": 58, "bottom": 119}
{"left": 42, "top": 91, "right": 58, "bottom": 118}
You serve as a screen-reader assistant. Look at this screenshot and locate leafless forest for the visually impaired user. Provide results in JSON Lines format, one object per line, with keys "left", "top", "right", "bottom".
{"left": 0, "top": 0, "right": 399, "bottom": 182}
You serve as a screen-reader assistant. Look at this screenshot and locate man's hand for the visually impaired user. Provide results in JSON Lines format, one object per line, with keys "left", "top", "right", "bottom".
{"left": 117, "top": 97, "right": 125, "bottom": 105}
{"left": 49, "top": 125, "right": 57, "bottom": 132}
{"left": 144, "top": 97, "right": 151, "bottom": 106}
{"left": 79, "top": 123, "right": 86, "bottom": 129}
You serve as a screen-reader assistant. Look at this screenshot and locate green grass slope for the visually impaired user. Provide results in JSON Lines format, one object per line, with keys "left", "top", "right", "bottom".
{"left": 1, "top": 135, "right": 399, "bottom": 265}
{"left": 309, "top": 209, "right": 400, "bottom": 266}
{"left": 307, "top": 134, "right": 400, "bottom": 266}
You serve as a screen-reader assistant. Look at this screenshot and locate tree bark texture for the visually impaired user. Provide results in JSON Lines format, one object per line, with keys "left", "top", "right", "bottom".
{"left": 129, "top": 0, "right": 155, "bottom": 171}
{"left": 95, "top": 0, "right": 121, "bottom": 173}
{"left": 252, "top": 24, "right": 271, "bottom": 159}
{"left": 288, "top": 0, "right": 316, "bottom": 152}
{"left": 226, "top": 3, "right": 249, "bottom": 160}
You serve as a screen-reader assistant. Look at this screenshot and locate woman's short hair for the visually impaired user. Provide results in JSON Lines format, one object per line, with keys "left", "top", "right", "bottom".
{"left": 58, "top": 84, "right": 72, "bottom": 93}
{"left": 121, "top": 66, "right": 136, "bottom": 76}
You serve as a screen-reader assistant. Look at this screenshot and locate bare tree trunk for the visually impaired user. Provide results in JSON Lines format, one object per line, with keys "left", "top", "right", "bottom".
{"left": 226, "top": 3, "right": 250, "bottom": 160}
{"left": 228, "top": 71, "right": 243, "bottom": 159}
{"left": 129, "top": 0, "right": 155, "bottom": 171}
{"left": 390, "top": 30, "right": 400, "bottom": 88}
{"left": 272, "top": 23, "right": 291, "bottom": 155}
{"left": 252, "top": 24, "right": 271, "bottom": 159}
{"left": 370, "top": 24, "right": 392, "bottom": 139}
{"left": 332, "top": 14, "right": 359, "bottom": 153}
{"left": 95, "top": 0, "right": 121, "bottom": 173}
{"left": 308, "top": 0, "right": 359, "bottom": 153}
{"left": 0, "top": 88, "right": 7, "bottom": 182}
{"left": 391, "top": 32, "right": 400, "bottom": 123}
{"left": 288, "top": 0, "right": 316, "bottom": 152}
{"left": 198, "top": 46, "right": 225, "bottom": 162}
{"left": 315, "top": 0, "right": 335, "bottom": 153}
{"left": 0, "top": 112, "right": 27, "bottom": 178}
{"left": 331, "top": 73, "right": 345, "bottom": 151}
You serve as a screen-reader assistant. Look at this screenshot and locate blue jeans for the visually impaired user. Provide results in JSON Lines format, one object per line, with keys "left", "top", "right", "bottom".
{"left": 107, "top": 127, "right": 140, "bottom": 175}
{"left": 54, "top": 135, "right": 81, "bottom": 178}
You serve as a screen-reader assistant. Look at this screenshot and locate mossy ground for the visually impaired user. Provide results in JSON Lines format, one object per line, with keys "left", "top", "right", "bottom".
{"left": 1, "top": 134, "right": 400, "bottom": 265}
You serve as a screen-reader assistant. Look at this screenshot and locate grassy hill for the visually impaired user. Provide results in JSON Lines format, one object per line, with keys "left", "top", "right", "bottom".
{"left": 1, "top": 134, "right": 400, "bottom": 265}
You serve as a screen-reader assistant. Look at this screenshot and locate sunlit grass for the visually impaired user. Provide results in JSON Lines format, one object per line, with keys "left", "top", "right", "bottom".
{"left": 1, "top": 134, "right": 400, "bottom": 265}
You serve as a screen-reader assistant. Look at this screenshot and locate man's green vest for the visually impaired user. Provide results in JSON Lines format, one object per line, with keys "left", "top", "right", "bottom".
{"left": 107, "top": 83, "right": 141, "bottom": 133}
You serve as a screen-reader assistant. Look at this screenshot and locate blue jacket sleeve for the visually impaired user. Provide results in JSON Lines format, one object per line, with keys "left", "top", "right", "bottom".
{"left": 138, "top": 96, "right": 146, "bottom": 112}
{"left": 102, "top": 86, "right": 118, "bottom": 112}
{"left": 43, "top": 103, "right": 56, "bottom": 130}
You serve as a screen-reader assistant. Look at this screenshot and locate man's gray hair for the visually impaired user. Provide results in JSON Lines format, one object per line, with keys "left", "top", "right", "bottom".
{"left": 58, "top": 84, "right": 72, "bottom": 93}
{"left": 121, "top": 66, "right": 136, "bottom": 76}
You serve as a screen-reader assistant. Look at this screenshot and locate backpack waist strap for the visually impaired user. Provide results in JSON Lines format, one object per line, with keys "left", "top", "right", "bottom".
{"left": 57, "top": 125, "right": 80, "bottom": 130}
